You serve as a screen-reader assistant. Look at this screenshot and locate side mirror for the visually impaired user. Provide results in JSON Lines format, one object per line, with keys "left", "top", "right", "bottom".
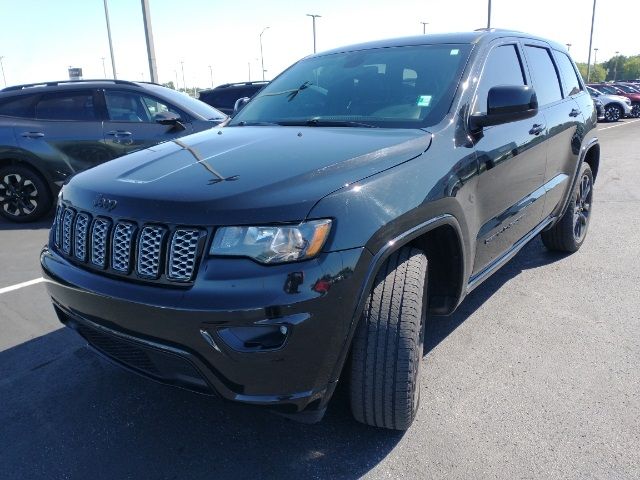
{"left": 233, "top": 97, "right": 250, "bottom": 114}
{"left": 470, "top": 85, "right": 538, "bottom": 130}
{"left": 155, "top": 111, "right": 185, "bottom": 131}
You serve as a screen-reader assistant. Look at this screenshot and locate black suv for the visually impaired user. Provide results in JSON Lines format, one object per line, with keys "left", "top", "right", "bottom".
{"left": 41, "top": 30, "right": 599, "bottom": 430}
{"left": 0, "top": 80, "right": 226, "bottom": 222}
{"left": 198, "top": 81, "right": 268, "bottom": 115}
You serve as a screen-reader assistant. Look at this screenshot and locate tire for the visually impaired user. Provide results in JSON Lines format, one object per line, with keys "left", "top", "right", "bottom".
{"left": 604, "top": 104, "right": 622, "bottom": 122}
{"left": 541, "top": 162, "right": 593, "bottom": 253}
{"left": 349, "top": 246, "right": 428, "bottom": 430}
{"left": 0, "top": 164, "right": 52, "bottom": 222}
{"left": 631, "top": 102, "right": 640, "bottom": 118}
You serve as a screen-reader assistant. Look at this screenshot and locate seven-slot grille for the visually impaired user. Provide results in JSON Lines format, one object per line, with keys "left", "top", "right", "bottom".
{"left": 53, "top": 205, "right": 204, "bottom": 284}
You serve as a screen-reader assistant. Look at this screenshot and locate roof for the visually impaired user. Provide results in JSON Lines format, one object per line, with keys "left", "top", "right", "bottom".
{"left": 315, "top": 29, "right": 567, "bottom": 57}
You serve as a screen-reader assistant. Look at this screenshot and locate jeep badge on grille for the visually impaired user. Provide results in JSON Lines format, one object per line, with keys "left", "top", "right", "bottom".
{"left": 94, "top": 194, "right": 117, "bottom": 211}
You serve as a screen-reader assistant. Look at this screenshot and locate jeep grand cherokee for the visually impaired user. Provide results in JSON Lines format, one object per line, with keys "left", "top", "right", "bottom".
{"left": 41, "top": 30, "right": 599, "bottom": 430}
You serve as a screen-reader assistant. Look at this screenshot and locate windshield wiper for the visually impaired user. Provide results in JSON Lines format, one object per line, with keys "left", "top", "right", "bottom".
{"left": 233, "top": 121, "right": 281, "bottom": 126}
{"left": 277, "top": 118, "right": 378, "bottom": 128}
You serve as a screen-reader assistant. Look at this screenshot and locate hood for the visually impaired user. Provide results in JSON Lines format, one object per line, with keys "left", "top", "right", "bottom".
{"left": 62, "top": 126, "right": 432, "bottom": 225}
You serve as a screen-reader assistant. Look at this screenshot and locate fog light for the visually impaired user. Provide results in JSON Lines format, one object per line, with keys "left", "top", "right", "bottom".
{"left": 218, "top": 325, "right": 288, "bottom": 352}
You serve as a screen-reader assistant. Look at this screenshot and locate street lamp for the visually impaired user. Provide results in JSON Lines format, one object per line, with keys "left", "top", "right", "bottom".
{"left": 487, "top": 0, "right": 492, "bottom": 28}
{"left": 180, "top": 61, "right": 186, "bottom": 93}
{"left": 103, "top": 0, "right": 117, "bottom": 79}
{"left": 594, "top": 47, "right": 599, "bottom": 66}
{"left": 420, "top": 22, "right": 429, "bottom": 34}
{"left": 566, "top": 43, "right": 572, "bottom": 52}
{"left": 586, "top": 0, "right": 597, "bottom": 82}
{"left": 208, "top": 65, "right": 213, "bottom": 87}
{"left": 0, "top": 56, "right": 7, "bottom": 87}
{"left": 613, "top": 51, "right": 620, "bottom": 81}
{"left": 101, "top": 57, "right": 107, "bottom": 78}
{"left": 306, "top": 14, "right": 321, "bottom": 53}
{"left": 173, "top": 70, "right": 178, "bottom": 90}
{"left": 259, "top": 27, "right": 270, "bottom": 81}
{"left": 248, "top": 62, "right": 251, "bottom": 81}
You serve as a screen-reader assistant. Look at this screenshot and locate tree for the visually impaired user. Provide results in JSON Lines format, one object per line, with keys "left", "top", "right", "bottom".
{"left": 162, "top": 81, "right": 175, "bottom": 90}
{"left": 622, "top": 57, "right": 640, "bottom": 80}
{"left": 576, "top": 63, "right": 606, "bottom": 83}
{"left": 603, "top": 55, "right": 628, "bottom": 81}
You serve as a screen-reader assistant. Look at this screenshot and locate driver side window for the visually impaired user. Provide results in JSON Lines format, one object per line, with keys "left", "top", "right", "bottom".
{"left": 474, "top": 45, "right": 526, "bottom": 114}
{"left": 104, "top": 91, "right": 180, "bottom": 122}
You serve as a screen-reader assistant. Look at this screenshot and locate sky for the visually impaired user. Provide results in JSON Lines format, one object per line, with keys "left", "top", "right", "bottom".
{"left": 1, "top": 0, "right": 639, "bottom": 91}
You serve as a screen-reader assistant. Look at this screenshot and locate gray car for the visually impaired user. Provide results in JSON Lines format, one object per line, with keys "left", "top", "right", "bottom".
{"left": 0, "top": 80, "right": 226, "bottom": 222}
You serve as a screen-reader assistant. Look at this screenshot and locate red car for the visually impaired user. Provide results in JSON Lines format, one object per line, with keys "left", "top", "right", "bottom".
{"left": 588, "top": 83, "right": 640, "bottom": 117}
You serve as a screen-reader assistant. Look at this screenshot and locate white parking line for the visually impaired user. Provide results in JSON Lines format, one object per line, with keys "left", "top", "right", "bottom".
{"left": 0, "top": 277, "right": 45, "bottom": 295}
{"left": 599, "top": 119, "right": 640, "bottom": 131}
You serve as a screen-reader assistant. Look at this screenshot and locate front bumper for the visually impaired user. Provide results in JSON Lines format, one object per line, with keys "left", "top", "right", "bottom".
{"left": 41, "top": 245, "right": 371, "bottom": 413}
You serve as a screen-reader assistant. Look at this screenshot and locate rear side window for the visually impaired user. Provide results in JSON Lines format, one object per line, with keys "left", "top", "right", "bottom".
{"left": 0, "top": 95, "right": 36, "bottom": 118}
{"left": 36, "top": 91, "right": 97, "bottom": 121}
{"left": 105, "top": 91, "right": 181, "bottom": 122}
{"left": 555, "top": 52, "right": 582, "bottom": 97}
{"left": 524, "top": 46, "right": 563, "bottom": 106}
{"left": 474, "top": 44, "right": 526, "bottom": 114}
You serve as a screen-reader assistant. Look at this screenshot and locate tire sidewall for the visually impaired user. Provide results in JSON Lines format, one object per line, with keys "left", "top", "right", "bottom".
{"left": 0, "top": 165, "right": 52, "bottom": 223}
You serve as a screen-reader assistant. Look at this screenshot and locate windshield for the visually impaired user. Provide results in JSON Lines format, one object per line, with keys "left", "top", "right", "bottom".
{"left": 140, "top": 83, "right": 227, "bottom": 121}
{"left": 230, "top": 44, "right": 472, "bottom": 129}
{"left": 616, "top": 84, "right": 639, "bottom": 93}
{"left": 596, "top": 85, "right": 622, "bottom": 95}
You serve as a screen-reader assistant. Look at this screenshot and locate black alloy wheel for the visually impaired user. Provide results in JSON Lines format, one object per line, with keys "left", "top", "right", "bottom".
{"left": 604, "top": 104, "right": 621, "bottom": 122}
{"left": 0, "top": 165, "right": 52, "bottom": 222}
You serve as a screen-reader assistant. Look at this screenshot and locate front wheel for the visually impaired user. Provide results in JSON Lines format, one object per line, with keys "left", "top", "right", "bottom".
{"left": 604, "top": 104, "right": 622, "bottom": 122}
{"left": 631, "top": 102, "right": 640, "bottom": 118}
{"left": 0, "top": 165, "right": 52, "bottom": 222}
{"left": 349, "top": 246, "right": 427, "bottom": 430}
{"left": 541, "top": 162, "right": 593, "bottom": 253}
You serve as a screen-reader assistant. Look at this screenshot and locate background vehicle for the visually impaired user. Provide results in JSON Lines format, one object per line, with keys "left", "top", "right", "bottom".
{"left": 0, "top": 79, "right": 226, "bottom": 222}
{"left": 593, "top": 97, "right": 605, "bottom": 121}
{"left": 587, "top": 85, "right": 631, "bottom": 121}
{"left": 588, "top": 83, "right": 640, "bottom": 117}
{"left": 42, "top": 30, "right": 599, "bottom": 431}
{"left": 198, "top": 81, "right": 268, "bottom": 115}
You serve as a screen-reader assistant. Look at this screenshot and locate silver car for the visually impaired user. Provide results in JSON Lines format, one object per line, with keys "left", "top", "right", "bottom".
{"left": 587, "top": 86, "right": 632, "bottom": 121}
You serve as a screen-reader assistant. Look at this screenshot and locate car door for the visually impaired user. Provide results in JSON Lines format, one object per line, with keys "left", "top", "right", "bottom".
{"left": 471, "top": 40, "right": 548, "bottom": 276}
{"left": 16, "top": 89, "right": 111, "bottom": 178}
{"left": 101, "top": 89, "right": 194, "bottom": 156}
{"left": 524, "top": 41, "right": 593, "bottom": 216}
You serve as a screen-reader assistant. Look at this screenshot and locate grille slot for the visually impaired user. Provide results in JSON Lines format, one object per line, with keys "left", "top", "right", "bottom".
{"left": 168, "top": 229, "right": 202, "bottom": 281}
{"left": 111, "top": 222, "right": 136, "bottom": 273}
{"left": 91, "top": 217, "right": 112, "bottom": 268}
{"left": 137, "top": 226, "right": 166, "bottom": 278}
{"left": 74, "top": 213, "right": 91, "bottom": 261}
{"left": 61, "top": 209, "right": 75, "bottom": 255}
{"left": 53, "top": 205, "right": 64, "bottom": 247}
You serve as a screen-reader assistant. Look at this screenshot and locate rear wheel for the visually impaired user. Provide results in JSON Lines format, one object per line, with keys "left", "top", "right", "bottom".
{"left": 0, "top": 165, "right": 52, "bottom": 222}
{"left": 541, "top": 162, "right": 593, "bottom": 253}
{"left": 604, "top": 104, "right": 622, "bottom": 122}
{"left": 349, "top": 246, "right": 427, "bottom": 430}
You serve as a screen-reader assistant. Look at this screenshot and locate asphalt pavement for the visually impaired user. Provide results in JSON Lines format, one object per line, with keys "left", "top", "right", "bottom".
{"left": 1, "top": 119, "right": 639, "bottom": 479}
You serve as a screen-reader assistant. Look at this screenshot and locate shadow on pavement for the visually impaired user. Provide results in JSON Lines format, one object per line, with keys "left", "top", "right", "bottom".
{"left": 0, "top": 237, "right": 567, "bottom": 480}
{"left": 0, "top": 210, "right": 54, "bottom": 231}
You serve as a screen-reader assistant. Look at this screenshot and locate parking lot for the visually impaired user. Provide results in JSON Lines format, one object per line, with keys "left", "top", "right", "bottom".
{"left": 1, "top": 118, "right": 639, "bottom": 479}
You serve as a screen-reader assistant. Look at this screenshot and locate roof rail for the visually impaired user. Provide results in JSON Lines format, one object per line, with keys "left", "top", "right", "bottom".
{"left": 1, "top": 79, "right": 140, "bottom": 92}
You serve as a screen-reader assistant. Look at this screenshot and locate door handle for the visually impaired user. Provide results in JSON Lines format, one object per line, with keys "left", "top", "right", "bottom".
{"left": 569, "top": 108, "right": 581, "bottom": 117}
{"left": 106, "top": 130, "right": 132, "bottom": 136}
{"left": 529, "top": 123, "right": 545, "bottom": 135}
{"left": 21, "top": 131, "right": 45, "bottom": 138}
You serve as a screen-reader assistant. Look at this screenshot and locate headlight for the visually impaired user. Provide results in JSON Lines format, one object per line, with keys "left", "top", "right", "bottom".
{"left": 625, "top": 98, "right": 632, "bottom": 105}
{"left": 210, "top": 219, "right": 332, "bottom": 264}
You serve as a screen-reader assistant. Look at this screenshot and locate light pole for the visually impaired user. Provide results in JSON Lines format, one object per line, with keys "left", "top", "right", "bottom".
{"left": 259, "top": 27, "right": 269, "bottom": 81}
{"left": 0, "top": 56, "right": 7, "bottom": 87}
{"left": 566, "top": 43, "right": 572, "bottom": 52}
{"left": 140, "top": 0, "right": 158, "bottom": 83}
{"left": 101, "top": 57, "right": 107, "bottom": 77}
{"left": 174, "top": 70, "right": 178, "bottom": 90}
{"left": 306, "top": 14, "right": 321, "bottom": 53}
{"left": 103, "top": 0, "right": 117, "bottom": 79}
{"left": 208, "top": 65, "right": 213, "bottom": 87}
{"left": 180, "top": 61, "right": 186, "bottom": 93}
{"left": 420, "top": 22, "right": 429, "bottom": 34}
{"left": 586, "top": 0, "right": 597, "bottom": 82}
{"left": 487, "top": 0, "right": 492, "bottom": 28}
{"left": 593, "top": 47, "right": 599, "bottom": 66}
{"left": 613, "top": 51, "right": 620, "bottom": 81}
{"left": 248, "top": 62, "right": 251, "bottom": 81}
